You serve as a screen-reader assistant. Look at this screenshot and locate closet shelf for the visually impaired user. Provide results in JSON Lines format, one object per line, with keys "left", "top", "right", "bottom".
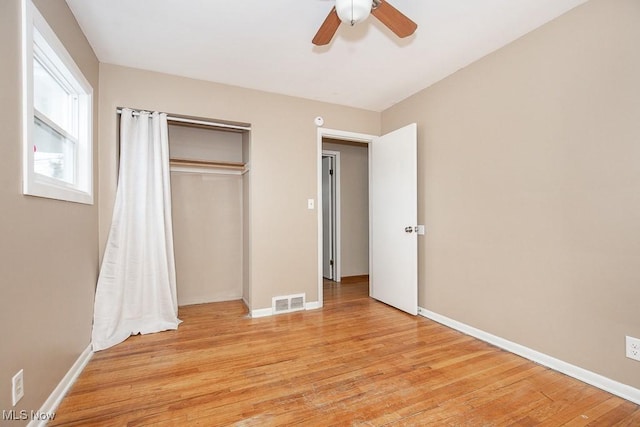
{"left": 170, "top": 158, "right": 245, "bottom": 170}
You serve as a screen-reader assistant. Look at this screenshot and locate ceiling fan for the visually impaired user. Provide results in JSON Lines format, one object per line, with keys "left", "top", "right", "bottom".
{"left": 312, "top": 0, "right": 417, "bottom": 46}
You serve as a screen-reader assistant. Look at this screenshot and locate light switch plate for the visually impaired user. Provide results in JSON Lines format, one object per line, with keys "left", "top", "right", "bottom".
{"left": 12, "top": 369, "right": 24, "bottom": 406}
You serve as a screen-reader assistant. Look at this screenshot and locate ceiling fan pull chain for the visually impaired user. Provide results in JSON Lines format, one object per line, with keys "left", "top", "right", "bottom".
{"left": 350, "top": 1, "right": 355, "bottom": 25}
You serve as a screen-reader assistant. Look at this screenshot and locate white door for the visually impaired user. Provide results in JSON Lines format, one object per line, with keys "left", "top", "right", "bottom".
{"left": 370, "top": 123, "right": 418, "bottom": 315}
{"left": 322, "top": 156, "right": 334, "bottom": 279}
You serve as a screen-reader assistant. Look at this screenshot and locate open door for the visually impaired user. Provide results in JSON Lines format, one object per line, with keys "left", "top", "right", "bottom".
{"left": 370, "top": 123, "right": 418, "bottom": 315}
{"left": 322, "top": 155, "right": 335, "bottom": 280}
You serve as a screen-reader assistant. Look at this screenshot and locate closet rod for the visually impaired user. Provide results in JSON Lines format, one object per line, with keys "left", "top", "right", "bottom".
{"left": 116, "top": 108, "right": 251, "bottom": 131}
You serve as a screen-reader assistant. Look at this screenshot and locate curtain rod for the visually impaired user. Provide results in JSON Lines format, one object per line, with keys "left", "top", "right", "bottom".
{"left": 116, "top": 108, "right": 251, "bottom": 131}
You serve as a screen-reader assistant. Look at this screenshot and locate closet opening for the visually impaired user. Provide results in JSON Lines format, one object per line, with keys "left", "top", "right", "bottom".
{"left": 166, "top": 117, "right": 251, "bottom": 309}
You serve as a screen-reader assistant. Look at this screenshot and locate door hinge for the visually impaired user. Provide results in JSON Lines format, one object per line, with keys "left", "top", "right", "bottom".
{"left": 329, "top": 169, "right": 334, "bottom": 175}
{"left": 329, "top": 259, "right": 334, "bottom": 266}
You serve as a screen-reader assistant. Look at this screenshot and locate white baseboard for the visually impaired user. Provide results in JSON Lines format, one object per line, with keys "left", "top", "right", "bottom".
{"left": 251, "top": 301, "right": 322, "bottom": 318}
{"left": 418, "top": 307, "right": 640, "bottom": 406}
{"left": 178, "top": 294, "right": 243, "bottom": 307}
{"left": 250, "top": 307, "right": 273, "bottom": 318}
{"left": 28, "top": 344, "right": 93, "bottom": 427}
{"left": 305, "top": 301, "right": 322, "bottom": 310}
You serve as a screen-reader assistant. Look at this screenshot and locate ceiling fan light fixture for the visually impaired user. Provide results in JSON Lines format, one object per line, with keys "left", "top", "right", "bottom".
{"left": 335, "top": 0, "right": 372, "bottom": 26}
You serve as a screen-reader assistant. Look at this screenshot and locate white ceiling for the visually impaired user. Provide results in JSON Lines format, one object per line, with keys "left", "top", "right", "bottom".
{"left": 64, "top": 0, "right": 588, "bottom": 112}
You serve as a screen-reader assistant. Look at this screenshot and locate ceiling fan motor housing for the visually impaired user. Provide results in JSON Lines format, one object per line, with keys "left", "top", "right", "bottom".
{"left": 312, "top": 0, "right": 416, "bottom": 46}
{"left": 335, "top": 0, "right": 372, "bottom": 26}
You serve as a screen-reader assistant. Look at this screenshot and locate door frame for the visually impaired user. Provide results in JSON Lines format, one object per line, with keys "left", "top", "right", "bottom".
{"left": 317, "top": 127, "right": 375, "bottom": 307}
{"left": 322, "top": 150, "right": 341, "bottom": 282}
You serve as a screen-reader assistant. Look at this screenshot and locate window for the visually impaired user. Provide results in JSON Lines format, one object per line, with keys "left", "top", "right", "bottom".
{"left": 22, "top": 0, "right": 93, "bottom": 204}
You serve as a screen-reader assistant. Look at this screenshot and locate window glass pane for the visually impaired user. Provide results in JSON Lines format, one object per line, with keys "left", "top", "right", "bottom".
{"left": 33, "top": 57, "right": 77, "bottom": 137}
{"left": 33, "top": 116, "right": 75, "bottom": 184}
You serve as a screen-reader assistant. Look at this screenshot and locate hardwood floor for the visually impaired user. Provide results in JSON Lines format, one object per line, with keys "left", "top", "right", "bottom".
{"left": 51, "top": 278, "right": 639, "bottom": 426}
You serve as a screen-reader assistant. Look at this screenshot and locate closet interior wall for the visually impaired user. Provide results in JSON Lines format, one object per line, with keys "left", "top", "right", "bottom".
{"left": 168, "top": 123, "right": 247, "bottom": 306}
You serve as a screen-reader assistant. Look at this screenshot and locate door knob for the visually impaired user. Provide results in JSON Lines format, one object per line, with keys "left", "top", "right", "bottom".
{"left": 404, "top": 226, "right": 413, "bottom": 233}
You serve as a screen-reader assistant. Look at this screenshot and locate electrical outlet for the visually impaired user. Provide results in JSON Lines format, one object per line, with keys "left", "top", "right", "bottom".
{"left": 626, "top": 336, "right": 640, "bottom": 362}
{"left": 12, "top": 369, "right": 24, "bottom": 406}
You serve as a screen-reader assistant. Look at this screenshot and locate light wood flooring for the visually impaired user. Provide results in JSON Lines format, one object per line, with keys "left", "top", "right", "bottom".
{"left": 50, "top": 277, "right": 639, "bottom": 426}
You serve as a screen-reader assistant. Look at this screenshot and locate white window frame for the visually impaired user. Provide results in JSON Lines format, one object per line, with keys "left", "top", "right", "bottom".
{"left": 22, "top": 0, "right": 93, "bottom": 204}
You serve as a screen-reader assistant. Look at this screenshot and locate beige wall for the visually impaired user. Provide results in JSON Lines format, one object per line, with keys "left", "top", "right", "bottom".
{"left": 168, "top": 125, "right": 243, "bottom": 163}
{"left": 0, "top": 0, "right": 99, "bottom": 415}
{"left": 382, "top": 0, "right": 640, "bottom": 389}
{"left": 98, "top": 64, "right": 381, "bottom": 310}
{"left": 323, "top": 142, "right": 369, "bottom": 277}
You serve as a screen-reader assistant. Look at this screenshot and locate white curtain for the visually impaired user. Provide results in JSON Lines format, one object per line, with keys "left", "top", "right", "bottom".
{"left": 92, "top": 108, "right": 180, "bottom": 351}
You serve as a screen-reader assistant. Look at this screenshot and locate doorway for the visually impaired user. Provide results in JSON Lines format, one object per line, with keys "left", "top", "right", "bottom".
{"left": 317, "top": 128, "right": 374, "bottom": 305}
{"left": 322, "top": 151, "right": 340, "bottom": 281}
{"left": 167, "top": 123, "right": 250, "bottom": 307}
{"left": 317, "top": 124, "right": 419, "bottom": 315}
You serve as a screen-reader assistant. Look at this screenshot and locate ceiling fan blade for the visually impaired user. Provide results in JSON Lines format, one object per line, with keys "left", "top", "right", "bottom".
{"left": 312, "top": 7, "right": 341, "bottom": 46}
{"left": 371, "top": 0, "right": 417, "bottom": 38}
